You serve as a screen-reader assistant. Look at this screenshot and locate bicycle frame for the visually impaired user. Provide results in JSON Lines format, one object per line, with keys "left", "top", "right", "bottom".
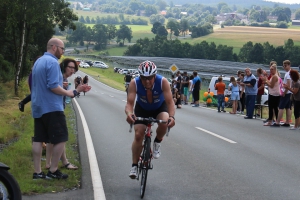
{"left": 129, "top": 117, "right": 169, "bottom": 199}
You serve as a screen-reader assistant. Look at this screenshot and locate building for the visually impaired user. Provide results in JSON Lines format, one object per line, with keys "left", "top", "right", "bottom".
{"left": 292, "top": 20, "right": 300, "bottom": 26}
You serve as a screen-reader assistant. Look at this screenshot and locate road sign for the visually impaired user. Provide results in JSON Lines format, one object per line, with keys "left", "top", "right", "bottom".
{"left": 169, "top": 64, "right": 179, "bottom": 74}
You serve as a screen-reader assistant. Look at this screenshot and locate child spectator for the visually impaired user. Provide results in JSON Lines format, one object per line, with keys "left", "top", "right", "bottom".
{"left": 215, "top": 76, "right": 226, "bottom": 112}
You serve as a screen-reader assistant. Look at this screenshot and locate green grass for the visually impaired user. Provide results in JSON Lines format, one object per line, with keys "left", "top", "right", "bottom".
{"left": 0, "top": 81, "right": 80, "bottom": 195}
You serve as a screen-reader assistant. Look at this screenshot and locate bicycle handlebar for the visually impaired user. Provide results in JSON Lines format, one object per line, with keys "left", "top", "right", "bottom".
{"left": 129, "top": 117, "right": 171, "bottom": 136}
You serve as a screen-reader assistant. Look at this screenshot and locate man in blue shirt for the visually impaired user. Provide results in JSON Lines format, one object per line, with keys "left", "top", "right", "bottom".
{"left": 239, "top": 68, "right": 258, "bottom": 119}
{"left": 191, "top": 71, "right": 201, "bottom": 107}
{"left": 31, "top": 38, "right": 90, "bottom": 180}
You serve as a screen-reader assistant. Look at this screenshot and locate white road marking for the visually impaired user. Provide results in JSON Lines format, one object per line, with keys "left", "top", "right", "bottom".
{"left": 195, "top": 127, "right": 237, "bottom": 144}
{"left": 109, "top": 95, "right": 114, "bottom": 97}
{"left": 73, "top": 99, "right": 106, "bottom": 200}
{"left": 122, "top": 100, "right": 127, "bottom": 102}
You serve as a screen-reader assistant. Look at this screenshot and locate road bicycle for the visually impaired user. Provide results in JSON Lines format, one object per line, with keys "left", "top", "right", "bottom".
{"left": 0, "top": 162, "right": 22, "bottom": 200}
{"left": 129, "top": 117, "right": 170, "bottom": 199}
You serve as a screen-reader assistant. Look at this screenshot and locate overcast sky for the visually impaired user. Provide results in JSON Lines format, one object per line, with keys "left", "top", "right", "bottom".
{"left": 265, "top": 0, "right": 300, "bottom": 4}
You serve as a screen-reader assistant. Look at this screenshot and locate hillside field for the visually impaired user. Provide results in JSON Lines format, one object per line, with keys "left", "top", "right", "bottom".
{"left": 71, "top": 10, "right": 300, "bottom": 55}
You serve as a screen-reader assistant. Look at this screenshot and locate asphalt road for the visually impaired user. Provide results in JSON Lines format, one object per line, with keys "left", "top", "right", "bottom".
{"left": 24, "top": 72, "right": 300, "bottom": 200}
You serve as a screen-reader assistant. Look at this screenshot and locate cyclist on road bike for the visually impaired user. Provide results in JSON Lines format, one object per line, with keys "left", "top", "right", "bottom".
{"left": 125, "top": 60, "right": 176, "bottom": 179}
{"left": 74, "top": 75, "right": 82, "bottom": 89}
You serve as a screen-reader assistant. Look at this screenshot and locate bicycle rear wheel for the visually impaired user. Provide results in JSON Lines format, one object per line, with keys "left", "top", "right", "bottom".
{"left": 140, "top": 137, "right": 151, "bottom": 199}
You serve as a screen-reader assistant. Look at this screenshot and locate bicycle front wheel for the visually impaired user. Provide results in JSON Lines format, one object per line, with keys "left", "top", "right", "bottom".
{"left": 140, "top": 138, "right": 151, "bottom": 199}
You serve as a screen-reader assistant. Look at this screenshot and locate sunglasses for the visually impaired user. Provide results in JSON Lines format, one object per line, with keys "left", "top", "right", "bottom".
{"left": 140, "top": 75, "right": 155, "bottom": 80}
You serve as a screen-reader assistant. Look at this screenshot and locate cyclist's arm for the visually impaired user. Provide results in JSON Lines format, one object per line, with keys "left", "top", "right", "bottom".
{"left": 162, "top": 78, "right": 175, "bottom": 127}
{"left": 125, "top": 80, "right": 136, "bottom": 123}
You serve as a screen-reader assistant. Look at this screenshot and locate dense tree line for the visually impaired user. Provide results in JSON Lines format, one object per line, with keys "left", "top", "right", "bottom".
{"left": 0, "top": 0, "right": 77, "bottom": 95}
{"left": 124, "top": 36, "right": 300, "bottom": 66}
{"left": 67, "top": 22, "right": 133, "bottom": 49}
{"left": 78, "top": 14, "right": 148, "bottom": 25}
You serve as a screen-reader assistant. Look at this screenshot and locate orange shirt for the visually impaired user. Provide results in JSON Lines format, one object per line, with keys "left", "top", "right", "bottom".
{"left": 215, "top": 82, "right": 225, "bottom": 95}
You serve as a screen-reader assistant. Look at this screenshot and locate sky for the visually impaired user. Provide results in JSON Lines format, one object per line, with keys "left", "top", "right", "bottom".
{"left": 265, "top": 0, "right": 300, "bottom": 4}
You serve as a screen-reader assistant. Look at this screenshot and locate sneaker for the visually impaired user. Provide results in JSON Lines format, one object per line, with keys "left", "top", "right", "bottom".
{"left": 153, "top": 142, "right": 161, "bottom": 159}
{"left": 192, "top": 104, "right": 199, "bottom": 107}
{"left": 46, "top": 169, "right": 68, "bottom": 179}
{"left": 281, "top": 123, "right": 290, "bottom": 127}
{"left": 241, "top": 111, "right": 244, "bottom": 115}
{"left": 270, "top": 123, "right": 280, "bottom": 127}
{"left": 129, "top": 166, "right": 137, "bottom": 179}
{"left": 218, "top": 110, "right": 221, "bottom": 113}
{"left": 236, "top": 111, "right": 241, "bottom": 114}
{"left": 221, "top": 110, "right": 226, "bottom": 113}
{"left": 18, "top": 102, "right": 24, "bottom": 112}
{"left": 289, "top": 127, "right": 297, "bottom": 130}
{"left": 33, "top": 172, "right": 46, "bottom": 180}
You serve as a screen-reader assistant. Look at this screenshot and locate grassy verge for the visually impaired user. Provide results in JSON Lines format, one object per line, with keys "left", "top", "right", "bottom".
{"left": 0, "top": 81, "right": 80, "bottom": 195}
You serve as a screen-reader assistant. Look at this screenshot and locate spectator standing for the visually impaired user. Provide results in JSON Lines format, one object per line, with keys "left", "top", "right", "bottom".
{"left": 262, "top": 64, "right": 281, "bottom": 126}
{"left": 238, "top": 73, "right": 245, "bottom": 114}
{"left": 228, "top": 76, "right": 240, "bottom": 114}
{"left": 239, "top": 68, "right": 258, "bottom": 119}
{"left": 31, "top": 38, "right": 89, "bottom": 180}
{"left": 175, "top": 71, "right": 182, "bottom": 104}
{"left": 256, "top": 68, "right": 265, "bottom": 117}
{"left": 191, "top": 71, "right": 201, "bottom": 107}
{"left": 182, "top": 72, "right": 190, "bottom": 105}
{"left": 215, "top": 76, "right": 226, "bottom": 112}
{"left": 188, "top": 75, "right": 194, "bottom": 104}
{"left": 271, "top": 60, "right": 292, "bottom": 127}
{"left": 283, "top": 69, "right": 300, "bottom": 130}
{"left": 46, "top": 58, "right": 79, "bottom": 170}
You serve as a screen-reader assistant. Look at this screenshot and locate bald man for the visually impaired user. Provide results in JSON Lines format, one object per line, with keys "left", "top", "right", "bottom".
{"left": 31, "top": 38, "right": 89, "bottom": 180}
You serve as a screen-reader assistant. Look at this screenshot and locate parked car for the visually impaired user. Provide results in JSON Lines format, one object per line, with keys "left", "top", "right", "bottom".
{"left": 93, "top": 61, "right": 109, "bottom": 69}
{"left": 84, "top": 60, "right": 94, "bottom": 66}
{"left": 93, "top": 63, "right": 108, "bottom": 69}
{"left": 119, "top": 69, "right": 128, "bottom": 74}
{"left": 79, "top": 62, "right": 90, "bottom": 68}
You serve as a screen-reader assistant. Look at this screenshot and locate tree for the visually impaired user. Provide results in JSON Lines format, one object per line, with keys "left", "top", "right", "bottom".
{"left": 106, "top": 24, "right": 117, "bottom": 43}
{"left": 156, "top": 0, "right": 167, "bottom": 11}
{"left": 238, "top": 41, "right": 253, "bottom": 63}
{"left": 149, "top": 14, "right": 165, "bottom": 24}
{"left": 116, "top": 25, "right": 133, "bottom": 46}
{"left": 145, "top": 5, "right": 158, "bottom": 17}
{"left": 166, "top": 18, "right": 179, "bottom": 39}
{"left": 295, "top": 9, "right": 300, "bottom": 20}
{"left": 156, "top": 26, "right": 168, "bottom": 37}
{"left": 263, "top": 42, "right": 275, "bottom": 64}
{"left": 151, "top": 22, "right": 162, "bottom": 34}
{"left": 249, "top": 43, "right": 264, "bottom": 64}
{"left": 85, "top": 16, "right": 91, "bottom": 24}
{"left": 67, "top": 22, "right": 87, "bottom": 44}
{"left": 79, "top": 16, "right": 86, "bottom": 23}
{"left": 0, "top": 0, "right": 78, "bottom": 95}
{"left": 93, "top": 24, "right": 108, "bottom": 50}
{"left": 179, "top": 19, "right": 189, "bottom": 37}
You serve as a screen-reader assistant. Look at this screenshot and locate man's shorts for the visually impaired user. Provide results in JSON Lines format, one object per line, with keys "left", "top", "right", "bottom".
{"left": 278, "top": 93, "right": 291, "bottom": 109}
{"left": 134, "top": 101, "right": 168, "bottom": 126}
{"left": 33, "top": 111, "right": 68, "bottom": 144}
{"left": 183, "top": 87, "right": 188, "bottom": 96}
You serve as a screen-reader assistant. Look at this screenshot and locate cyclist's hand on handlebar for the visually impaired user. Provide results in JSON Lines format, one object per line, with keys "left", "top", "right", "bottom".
{"left": 167, "top": 117, "right": 175, "bottom": 128}
{"left": 126, "top": 113, "right": 136, "bottom": 124}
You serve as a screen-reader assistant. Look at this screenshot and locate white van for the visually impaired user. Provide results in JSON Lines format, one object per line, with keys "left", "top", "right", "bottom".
{"left": 208, "top": 76, "right": 268, "bottom": 105}
{"left": 208, "top": 76, "right": 231, "bottom": 97}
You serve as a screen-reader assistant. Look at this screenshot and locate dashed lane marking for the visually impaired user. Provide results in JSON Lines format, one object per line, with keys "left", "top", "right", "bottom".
{"left": 195, "top": 127, "right": 237, "bottom": 144}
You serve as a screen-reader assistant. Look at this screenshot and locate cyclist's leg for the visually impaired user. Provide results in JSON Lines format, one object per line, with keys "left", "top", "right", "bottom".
{"left": 132, "top": 124, "right": 146, "bottom": 164}
{"left": 155, "top": 111, "right": 169, "bottom": 140}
